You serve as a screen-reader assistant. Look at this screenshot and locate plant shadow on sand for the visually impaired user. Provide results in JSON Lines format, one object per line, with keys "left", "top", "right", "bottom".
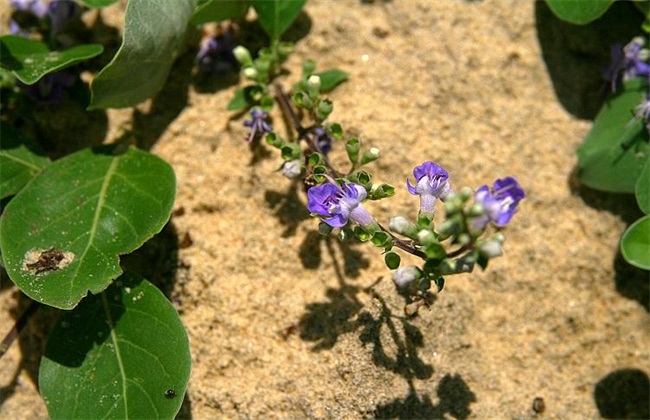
{"left": 266, "top": 182, "right": 478, "bottom": 418}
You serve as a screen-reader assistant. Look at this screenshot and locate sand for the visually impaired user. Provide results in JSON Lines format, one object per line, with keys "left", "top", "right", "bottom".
{"left": 1, "top": 0, "right": 648, "bottom": 418}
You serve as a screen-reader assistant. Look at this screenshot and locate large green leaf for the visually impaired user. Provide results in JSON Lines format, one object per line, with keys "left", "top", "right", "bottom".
{"left": 39, "top": 272, "right": 191, "bottom": 419}
{"left": 0, "top": 145, "right": 176, "bottom": 310}
{"left": 0, "top": 35, "right": 103, "bottom": 85}
{"left": 620, "top": 215, "right": 650, "bottom": 270}
{"left": 88, "top": 0, "right": 197, "bottom": 109}
{"left": 191, "top": 0, "right": 250, "bottom": 25}
{"left": 251, "top": 0, "right": 307, "bottom": 41}
{"left": 577, "top": 78, "right": 650, "bottom": 193}
{"left": 545, "top": 0, "right": 614, "bottom": 24}
{"left": 0, "top": 122, "right": 50, "bottom": 199}
{"left": 636, "top": 157, "right": 650, "bottom": 214}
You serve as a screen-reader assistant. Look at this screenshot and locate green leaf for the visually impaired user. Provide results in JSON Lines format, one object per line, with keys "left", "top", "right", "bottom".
{"left": 80, "top": 0, "right": 119, "bottom": 7}
{"left": 0, "top": 36, "right": 103, "bottom": 85}
{"left": 251, "top": 0, "right": 307, "bottom": 41}
{"left": 620, "top": 215, "right": 650, "bottom": 270}
{"left": 545, "top": 0, "right": 614, "bottom": 24}
{"left": 316, "top": 69, "right": 348, "bottom": 93}
{"left": 0, "top": 145, "right": 176, "bottom": 310}
{"left": 191, "top": 0, "right": 250, "bottom": 25}
{"left": 89, "top": 0, "right": 197, "bottom": 109}
{"left": 39, "top": 272, "right": 191, "bottom": 419}
{"left": 0, "top": 122, "right": 50, "bottom": 199}
{"left": 636, "top": 157, "right": 650, "bottom": 214}
{"left": 577, "top": 78, "right": 650, "bottom": 193}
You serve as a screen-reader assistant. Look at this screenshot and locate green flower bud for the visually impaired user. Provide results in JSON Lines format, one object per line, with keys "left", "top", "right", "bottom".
{"left": 233, "top": 46, "right": 253, "bottom": 66}
{"left": 242, "top": 67, "right": 258, "bottom": 80}
{"left": 307, "top": 75, "right": 321, "bottom": 96}
{"left": 417, "top": 229, "right": 435, "bottom": 245}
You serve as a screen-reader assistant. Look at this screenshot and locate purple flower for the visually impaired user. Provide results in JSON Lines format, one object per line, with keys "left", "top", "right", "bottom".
{"left": 243, "top": 110, "right": 272, "bottom": 143}
{"left": 307, "top": 181, "right": 375, "bottom": 228}
{"left": 473, "top": 177, "right": 525, "bottom": 230}
{"left": 312, "top": 126, "right": 335, "bottom": 155}
{"left": 196, "top": 31, "right": 238, "bottom": 74}
{"left": 406, "top": 161, "right": 451, "bottom": 215}
{"left": 604, "top": 37, "right": 650, "bottom": 91}
{"left": 10, "top": 0, "right": 48, "bottom": 19}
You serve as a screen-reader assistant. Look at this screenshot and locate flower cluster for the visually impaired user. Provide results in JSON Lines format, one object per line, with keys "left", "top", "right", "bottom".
{"left": 243, "top": 109, "right": 272, "bottom": 143}
{"left": 305, "top": 160, "right": 525, "bottom": 302}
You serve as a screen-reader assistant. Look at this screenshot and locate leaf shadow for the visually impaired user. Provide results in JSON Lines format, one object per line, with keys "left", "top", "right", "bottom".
{"left": 594, "top": 368, "right": 650, "bottom": 419}
{"left": 132, "top": 51, "right": 194, "bottom": 152}
{"left": 568, "top": 171, "right": 649, "bottom": 312}
{"left": 535, "top": 0, "right": 644, "bottom": 120}
{"left": 373, "top": 373, "right": 477, "bottom": 419}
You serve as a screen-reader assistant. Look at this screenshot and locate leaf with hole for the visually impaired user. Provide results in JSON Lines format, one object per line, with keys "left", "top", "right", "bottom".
{"left": 0, "top": 145, "right": 176, "bottom": 310}
{"left": 0, "top": 35, "right": 103, "bottom": 85}
{"left": 88, "top": 0, "right": 197, "bottom": 109}
{"left": 39, "top": 272, "right": 191, "bottom": 419}
{"left": 0, "top": 122, "right": 50, "bottom": 200}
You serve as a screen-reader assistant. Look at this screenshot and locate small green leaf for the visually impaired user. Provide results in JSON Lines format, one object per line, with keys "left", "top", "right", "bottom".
{"left": 39, "top": 272, "right": 191, "bottom": 419}
{"left": 545, "top": 0, "right": 614, "bottom": 24}
{"left": 369, "top": 183, "right": 395, "bottom": 200}
{"left": 0, "top": 145, "right": 176, "bottom": 310}
{"left": 0, "top": 36, "right": 103, "bottom": 85}
{"left": 0, "top": 122, "right": 50, "bottom": 199}
{"left": 191, "top": 0, "right": 250, "bottom": 24}
{"left": 384, "top": 251, "right": 401, "bottom": 270}
{"left": 80, "top": 0, "right": 119, "bottom": 7}
{"left": 577, "top": 78, "right": 650, "bottom": 193}
{"left": 251, "top": 0, "right": 307, "bottom": 41}
{"left": 620, "top": 215, "right": 650, "bottom": 270}
{"left": 636, "top": 157, "right": 650, "bottom": 214}
{"left": 227, "top": 86, "right": 255, "bottom": 111}
{"left": 316, "top": 69, "right": 348, "bottom": 93}
{"left": 308, "top": 152, "right": 323, "bottom": 167}
{"left": 328, "top": 123, "right": 343, "bottom": 139}
{"left": 89, "top": 0, "right": 197, "bottom": 109}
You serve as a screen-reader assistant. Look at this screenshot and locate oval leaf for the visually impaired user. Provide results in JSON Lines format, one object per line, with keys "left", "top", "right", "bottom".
{"left": 545, "top": 0, "right": 614, "bottom": 24}
{"left": 636, "top": 157, "right": 650, "bottom": 214}
{"left": 577, "top": 78, "right": 650, "bottom": 193}
{"left": 191, "top": 0, "right": 250, "bottom": 25}
{"left": 251, "top": 0, "right": 307, "bottom": 41}
{"left": 0, "top": 35, "right": 103, "bottom": 85}
{"left": 0, "top": 122, "right": 50, "bottom": 199}
{"left": 620, "top": 215, "right": 650, "bottom": 270}
{"left": 0, "top": 145, "right": 176, "bottom": 309}
{"left": 89, "top": 0, "right": 197, "bottom": 109}
{"left": 39, "top": 272, "right": 191, "bottom": 419}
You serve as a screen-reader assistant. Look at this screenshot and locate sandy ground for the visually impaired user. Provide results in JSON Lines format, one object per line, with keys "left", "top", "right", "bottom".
{"left": 1, "top": 0, "right": 649, "bottom": 418}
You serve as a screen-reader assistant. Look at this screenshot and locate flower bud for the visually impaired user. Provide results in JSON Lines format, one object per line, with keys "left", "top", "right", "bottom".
{"left": 233, "top": 46, "right": 253, "bottom": 66}
{"left": 478, "top": 239, "right": 502, "bottom": 258}
{"left": 392, "top": 266, "right": 422, "bottom": 288}
{"left": 307, "top": 75, "right": 321, "bottom": 95}
{"left": 282, "top": 160, "right": 302, "bottom": 179}
{"left": 458, "top": 186, "right": 473, "bottom": 202}
{"left": 417, "top": 229, "right": 435, "bottom": 245}
{"left": 242, "top": 67, "right": 258, "bottom": 80}
{"left": 389, "top": 216, "right": 414, "bottom": 235}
